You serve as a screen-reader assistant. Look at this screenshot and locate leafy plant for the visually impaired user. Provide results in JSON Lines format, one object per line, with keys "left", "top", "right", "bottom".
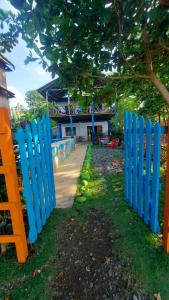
{"left": 109, "top": 127, "right": 124, "bottom": 145}
{"left": 1, "top": 1, "right": 169, "bottom": 107}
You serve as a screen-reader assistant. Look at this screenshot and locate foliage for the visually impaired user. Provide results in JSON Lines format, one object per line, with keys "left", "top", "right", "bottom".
{"left": 25, "top": 90, "right": 45, "bottom": 109}
{"left": 116, "top": 96, "right": 141, "bottom": 127}
{"left": 1, "top": 1, "right": 169, "bottom": 105}
{"left": 109, "top": 127, "right": 124, "bottom": 144}
{"left": 0, "top": 146, "right": 169, "bottom": 298}
{"left": 11, "top": 90, "right": 58, "bottom": 130}
{"left": 112, "top": 80, "right": 169, "bottom": 124}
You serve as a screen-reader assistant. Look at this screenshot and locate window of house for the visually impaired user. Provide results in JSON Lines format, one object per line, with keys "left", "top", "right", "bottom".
{"left": 65, "top": 126, "right": 76, "bottom": 136}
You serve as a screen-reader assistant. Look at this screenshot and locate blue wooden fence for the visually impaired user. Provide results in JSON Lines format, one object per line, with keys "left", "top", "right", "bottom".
{"left": 124, "top": 111, "right": 166, "bottom": 233}
{"left": 15, "top": 114, "right": 56, "bottom": 243}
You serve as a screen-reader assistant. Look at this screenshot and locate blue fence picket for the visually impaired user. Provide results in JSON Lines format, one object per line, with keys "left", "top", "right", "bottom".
{"left": 124, "top": 111, "right": 162, "bottom": 234}
{"left": 16, "top": 114, "right": 56, "bottom": 244}
{"left": 128, "top": 112, "right": 133, "bottom": 206}
{"left": 151, "top": 123, "right": 161, "bottom": 233}
{"left": 133, "top": 113, "right": 138, "bottom": 211}
{"left": 138, "top": 116, "right": 144, "bottom": 217}
{"left": 46, "top": 114, "right": 56, "bottom": 208}
{"left": 15, "top": 128, "right": 38, "bottom": 243}
{"left": 144, "top": 119, "right": 152, "bottom": 225}
{"left": 37, "top": 117, "right": 50, "bottom": 218}
{"left": 124, "top": 111, "right": 129, "bottom": 201}
{"left": 25, "top": 124, "right": 42, "bottom": 233}
{"left": 32, "top": 121, "right": 46, "bottom": 225}
{"left": 42, "top": 115, "right": 53, "bottom": 213}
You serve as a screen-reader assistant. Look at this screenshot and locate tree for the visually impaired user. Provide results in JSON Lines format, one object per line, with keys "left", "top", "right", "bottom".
{"left": 1, "top": 1, "right": 169, "bottom": 105}
{"left": 11, "top": 90, "right": 58, "bottom": 129}
{"left": 25, "top": 90, "right": 45, "bottom": 109}
{"left": 25, "top": 90, "right": 59, "bottom": 119}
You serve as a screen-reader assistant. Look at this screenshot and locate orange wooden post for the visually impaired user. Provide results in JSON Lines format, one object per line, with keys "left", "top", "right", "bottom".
{"left": 0, "top": 107, "right": 28, "bottom": 262}
{"left": 163, "top": 119, "right": 169, "bottom": 252}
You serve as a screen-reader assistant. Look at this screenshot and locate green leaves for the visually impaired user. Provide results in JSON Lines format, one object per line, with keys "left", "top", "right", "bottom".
{"left": 1, "top": 0, "right": 169, "bottom": 105}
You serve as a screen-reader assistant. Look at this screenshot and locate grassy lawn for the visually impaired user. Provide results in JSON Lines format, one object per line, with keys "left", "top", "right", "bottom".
{"left": 0, "top": 145, "right": 169, "bottom": 299}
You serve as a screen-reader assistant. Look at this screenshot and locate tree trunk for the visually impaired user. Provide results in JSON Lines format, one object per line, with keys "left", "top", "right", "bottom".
{"left": 143, "top": 30, "right": 169, "bottom": 106}
{"left": 149, "top": 73, "right": 169, "bottom": 106}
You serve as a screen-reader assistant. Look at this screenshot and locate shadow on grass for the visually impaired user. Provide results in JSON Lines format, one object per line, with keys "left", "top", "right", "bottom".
{"left": 1, "top": 145, "right": 169, "bottom": 299}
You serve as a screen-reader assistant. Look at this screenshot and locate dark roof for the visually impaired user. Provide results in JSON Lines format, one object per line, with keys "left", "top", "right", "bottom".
{"left": 37, "top": 78, "right": 105, "bottom": 102}
{"left": 38, "top": 79, "right": 68, "bottom": 101}
{"left": 0, "top": 85, "right": 15, "bottom": 98}
{"left": 0, "top": 54, "right": 15, "bottom": 72}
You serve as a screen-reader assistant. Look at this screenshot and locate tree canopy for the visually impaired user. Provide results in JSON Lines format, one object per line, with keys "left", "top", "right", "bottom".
{"left": 1, "top": 0, "right": 169, "bottom": 105}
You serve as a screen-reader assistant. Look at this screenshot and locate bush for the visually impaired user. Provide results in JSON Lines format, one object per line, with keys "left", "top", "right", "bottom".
{"left": 109, "top": 127, "right": 124, "bottom": 145}
{"left": 94, "top": 132, "right": 106, "bottom": 144}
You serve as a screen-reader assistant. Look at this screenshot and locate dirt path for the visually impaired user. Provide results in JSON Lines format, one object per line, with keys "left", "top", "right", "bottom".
{"left": 50, "top": 208, "right": 142, "bottom": 300}
{"left": 48, "top": 147, "right": 149, "bottom": 300}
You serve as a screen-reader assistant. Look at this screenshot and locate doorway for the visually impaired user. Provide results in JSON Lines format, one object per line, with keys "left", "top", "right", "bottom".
{"left": 87, "top": 125, "right": 102, "bottom": 141}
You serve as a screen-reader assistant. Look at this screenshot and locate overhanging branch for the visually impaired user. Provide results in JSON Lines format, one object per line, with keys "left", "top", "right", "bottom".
{"left": 82, "top": 73, "right": 150, "bottom": 82}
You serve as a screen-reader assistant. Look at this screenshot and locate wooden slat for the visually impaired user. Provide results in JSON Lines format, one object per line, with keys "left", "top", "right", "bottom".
{"left": 46, "top": 114, "right": 56, "bottom": 209}
{"left": 163, "top": 119, "right": 169, "bottom": 252}
{"left": 32, "top": 121, "right": 46, "bottom": 225}
{"left": 138, "top": 116, "right": 144, "bottom": 217}
{"left": 128, "top": 112, "right": 133, "bottom": 206}
{"left": 0, "top": 165, "right": 10, "bottom": 174}
{"left": 0, "top": 234, "right": 20, "bottom": 243}
{"left": 133, "top": 113, "right": 138, "bottom": 211}
{"left": 37, "top": 117, "right": 49, "bottom": 221}
{"left": 15, "top": 127, "right": 38, "bottom": 244}
{"left": 144, "top": 119, "right": 152, "bottom": 225}
{"left": 151, "top": 122, "right": 161, "bottom": 233}
{"left": 42, "top": 115, "right": 53, "bottom": 214}
{"left": 124, "top": 111, "right": 129, "bottom": 201}
{"left": 0, "top": 202, "right": 16, "bottom": 210}
{"left": 25, "top": 124, "right": 42, "bottom": 234}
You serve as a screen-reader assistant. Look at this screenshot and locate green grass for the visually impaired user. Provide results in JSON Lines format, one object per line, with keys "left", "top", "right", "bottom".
{"left": 1, "top": 145, "right": 169, "bottom": 299}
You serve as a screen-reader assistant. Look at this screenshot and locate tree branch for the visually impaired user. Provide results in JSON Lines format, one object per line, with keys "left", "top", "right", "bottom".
{"left": 81, "top": 72, "right": 150, "bottom": 82}
{"left": 143, "top": 30, "right": 169, "bottom": 106}
{"left": 143, "top": 30, "right": 153, "bottom": 75}
{"left": 158, "top": 42, "right": 169, "bottom": 52}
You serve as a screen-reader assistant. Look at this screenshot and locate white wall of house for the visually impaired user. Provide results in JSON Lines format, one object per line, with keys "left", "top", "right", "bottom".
{"left": 61, "top": 121, "right": 108, "bottom": 139}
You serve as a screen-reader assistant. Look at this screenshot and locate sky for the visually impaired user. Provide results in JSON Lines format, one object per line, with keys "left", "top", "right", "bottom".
{"left": 1, "top": 0, "right": 52, "bottom": 108}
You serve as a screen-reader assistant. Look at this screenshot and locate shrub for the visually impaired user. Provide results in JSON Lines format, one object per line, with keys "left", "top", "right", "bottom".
{"left": 109, "top": 127, "right": 124, "bottom": 144}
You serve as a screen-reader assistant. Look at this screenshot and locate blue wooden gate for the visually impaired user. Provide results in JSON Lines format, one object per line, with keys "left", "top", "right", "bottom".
{"left": 15, "top": 114, "right": 56, "bottom": 243}
{"left": 124, "top": 111, "right": 165, "bottom": 233}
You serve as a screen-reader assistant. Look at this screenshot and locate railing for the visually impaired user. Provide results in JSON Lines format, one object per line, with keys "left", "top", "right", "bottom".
{"left": 50, "top": 105, "right": 115, "bottom": 116}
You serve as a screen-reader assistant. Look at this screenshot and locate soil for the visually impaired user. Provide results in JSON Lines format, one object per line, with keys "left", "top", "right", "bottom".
{"left": 50, "top": 209, "right": 149, "bottom": 300}
{"left": 92, "top": 148, "right": 124, "bottom": 176}
{"left": 49, "top": 148, "right": 150, "bottom": 300}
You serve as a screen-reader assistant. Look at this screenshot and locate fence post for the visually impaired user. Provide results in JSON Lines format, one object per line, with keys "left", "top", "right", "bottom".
{"left": 128, "top": 112, "right": 133, "bottom": 206}
{"left": 133, "top": 113, "right": 138, "bottom": 211}
{"left": 163, "top": 120, "right": 169, "bottom": 252}
{"left": 0, "top": 108, "right": 28, "bottom": 262}
{"left": 138, "top": 116, "right": 144, "bottom": 217}
{"left": 124, "top": 111, "right": 129, "bottom": 201}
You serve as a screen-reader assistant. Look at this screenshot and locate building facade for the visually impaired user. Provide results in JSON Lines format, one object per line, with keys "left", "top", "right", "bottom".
{"left": 38, "top": 80, "right": 114, "bottom": 141}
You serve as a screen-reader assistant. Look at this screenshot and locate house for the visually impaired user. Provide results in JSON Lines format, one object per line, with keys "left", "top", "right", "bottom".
{"left": 0, "top": 54, "right": 15, "bottom": 110}
{"left": 38, "top": 79, "right": 115, "bottom": 142}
